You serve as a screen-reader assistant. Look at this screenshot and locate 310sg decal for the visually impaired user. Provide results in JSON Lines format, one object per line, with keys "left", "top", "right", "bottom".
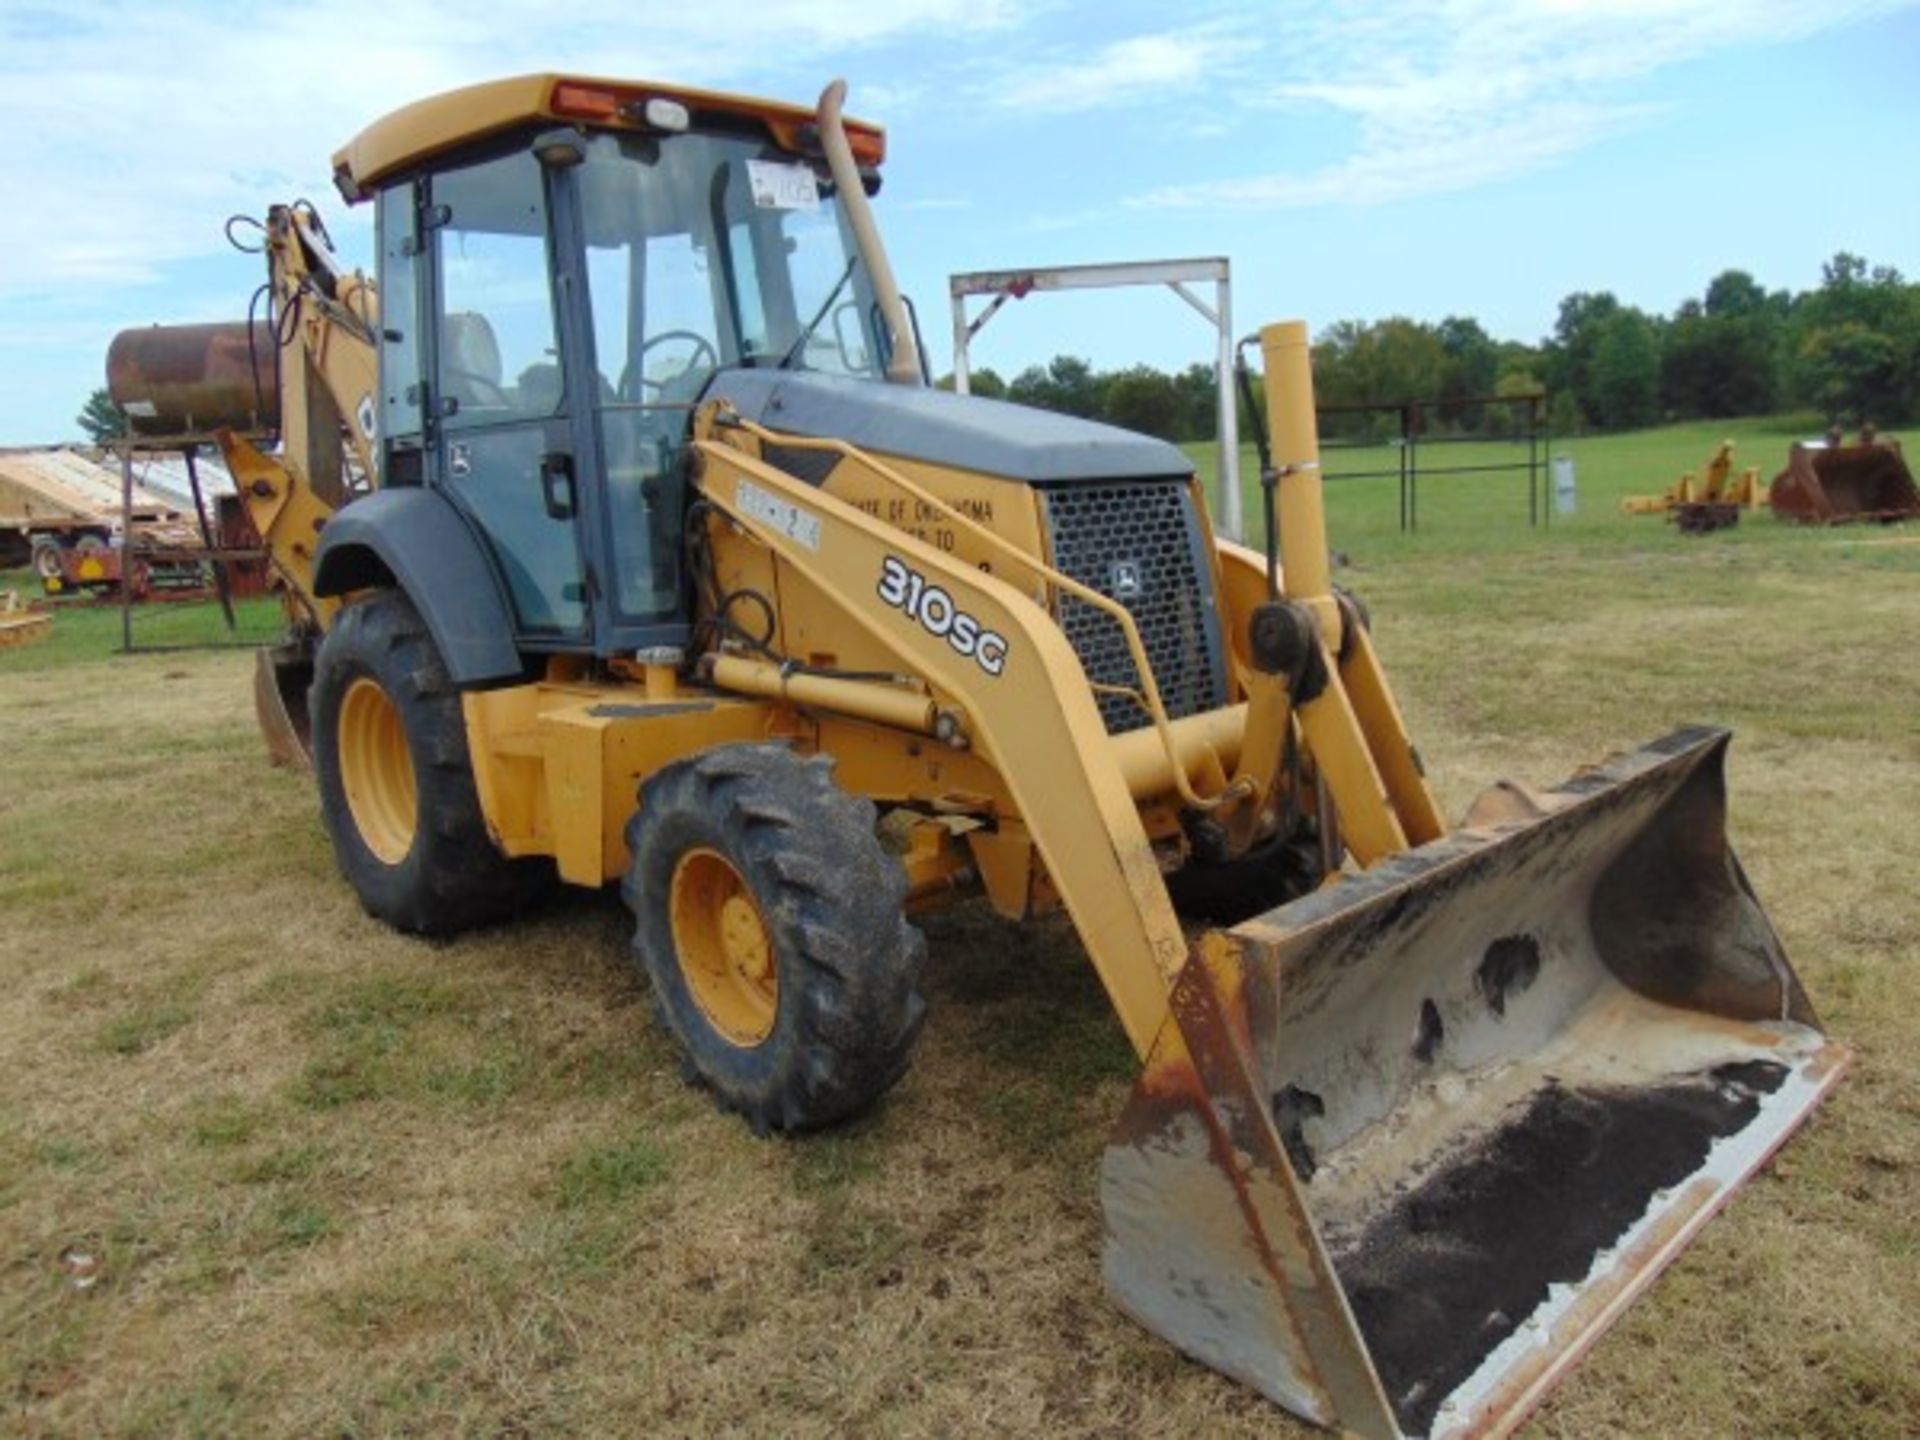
{"left": 877, "top": 556, "right": 1009, "bottom": 676}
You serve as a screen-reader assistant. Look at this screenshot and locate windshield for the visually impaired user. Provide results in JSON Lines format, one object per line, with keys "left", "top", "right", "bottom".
{"left": 574, "top": 129, "right": 882, "bottom": 399}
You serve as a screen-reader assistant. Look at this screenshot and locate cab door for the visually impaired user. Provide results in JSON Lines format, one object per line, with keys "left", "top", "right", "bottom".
{"left": 427, "top": 148, "right": 590, "bottom": 644}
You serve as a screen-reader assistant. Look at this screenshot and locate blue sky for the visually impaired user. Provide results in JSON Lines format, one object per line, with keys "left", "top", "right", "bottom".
{"left": 2, "top": 0, "right": 1916, "bottom": 443}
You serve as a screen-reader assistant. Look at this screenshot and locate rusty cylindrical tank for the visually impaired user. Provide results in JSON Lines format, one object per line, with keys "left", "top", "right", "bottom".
{"left": 106, "top": 322, "right": 278, "bottom": 440}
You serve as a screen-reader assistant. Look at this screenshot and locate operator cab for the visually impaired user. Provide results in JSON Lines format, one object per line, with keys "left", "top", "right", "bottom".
{"left": 343, "top": 75, "right": 892, "bottom": 657}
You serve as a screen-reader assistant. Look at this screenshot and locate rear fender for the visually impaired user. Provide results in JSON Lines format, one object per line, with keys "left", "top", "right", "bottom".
{"left": 313, "top": 488, "right": 524, "bottom": 686}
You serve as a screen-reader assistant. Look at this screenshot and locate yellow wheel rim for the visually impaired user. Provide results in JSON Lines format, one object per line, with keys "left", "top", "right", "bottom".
{"left": 669, "top": 848, "right": 777, "bottom": 1046}
{"left": 338, "top": 676, "right": 418, "bottom": 865}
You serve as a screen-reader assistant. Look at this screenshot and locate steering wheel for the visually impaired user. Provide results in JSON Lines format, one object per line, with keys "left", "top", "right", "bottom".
{"left": 621, "top": 330, "right": 720, "bottom": 401}
{"left": 445, "top": 366, "right": 511, "bottom": 409}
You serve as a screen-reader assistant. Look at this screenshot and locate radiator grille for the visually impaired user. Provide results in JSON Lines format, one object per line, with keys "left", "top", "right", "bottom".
{"left": 1039, "top": 479, "right": 1226, "bottom": 734}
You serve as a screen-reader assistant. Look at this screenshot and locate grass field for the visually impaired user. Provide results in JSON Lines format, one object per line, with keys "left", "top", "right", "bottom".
{"left": 2, "top": 417, "right": 1917, "bottom": 1437}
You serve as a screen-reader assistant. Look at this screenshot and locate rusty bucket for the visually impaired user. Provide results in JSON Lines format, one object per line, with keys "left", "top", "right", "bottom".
{"left": 255, "top": 641, "right": 314, "bottom": 769}
{"left": 1102, "top": 728, "right": 1844, "bottom": 1439}
{"left": 1769, "top": 438, "right": 1919, "bottom": 524}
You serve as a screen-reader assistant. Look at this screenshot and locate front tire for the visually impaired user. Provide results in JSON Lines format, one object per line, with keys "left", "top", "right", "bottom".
{"left": 310, "top": 590, "right": 549, "bottom": 934}
{"left": 623, "top": 745, "right": 927, "bottom": 1134}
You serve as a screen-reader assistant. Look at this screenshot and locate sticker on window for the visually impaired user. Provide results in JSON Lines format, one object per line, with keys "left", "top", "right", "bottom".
{"left": 746, "top": 159, "right": 821, "bottom": 213}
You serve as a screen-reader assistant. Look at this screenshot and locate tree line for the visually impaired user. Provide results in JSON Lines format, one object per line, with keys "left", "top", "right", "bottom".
{"left": 946, "top": 252, "right": 1920, "bottom": 441}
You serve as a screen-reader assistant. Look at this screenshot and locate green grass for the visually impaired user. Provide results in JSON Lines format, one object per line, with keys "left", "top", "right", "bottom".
{"left": 0, "top": 568, "right": 283, "bottom": 671}
{"left": 555, "top": 1132, "right": 670, "bottom": 1209}
{"left": 0, "top": 414, "right": 1916, "bottom": 1438}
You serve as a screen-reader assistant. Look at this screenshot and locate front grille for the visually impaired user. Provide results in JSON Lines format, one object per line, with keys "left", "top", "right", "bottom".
{"left": 1039, "top": 479, "right": 1227, "bottom": 734}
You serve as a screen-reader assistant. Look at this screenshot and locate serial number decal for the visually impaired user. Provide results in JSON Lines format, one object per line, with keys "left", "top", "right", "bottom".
{"left": 877, "top": 556, "right": 1009, "bottom": 676}
{"left": 736, "top": 479, "right": 822, "bottom": 551}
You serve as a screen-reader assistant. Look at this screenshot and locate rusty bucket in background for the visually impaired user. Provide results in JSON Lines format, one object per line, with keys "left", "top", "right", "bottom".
{"left": 1770, "top": 436, "right": 1919, "bottom": 524}
{"left": 1102, "top": 727, "right": 1846, "bottom": 1440}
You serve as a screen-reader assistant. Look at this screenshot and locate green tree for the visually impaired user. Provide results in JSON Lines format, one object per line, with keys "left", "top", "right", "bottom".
{"left": 1785, "top": 253, "right": 1920, "bottom": 422}
{"left": 1588, "top": 310, "right": 1662, "bottom": 430}
{"left": 1793, "top": 323, "right": 1905, "bottom": 425}
{"left": 937, "top": 367, "right": 1007, "bottom": 399}
{"left": 967, "top": 367, "right": 1008, "bottom": 401}
{"left": 1661, "top": 287, "right": 1781, "bottom": 418}
{"left": 76, "top": 387, "right": 124, "bottom": 443}
{"left": 1547, "top": 390, "right": 1584, "bottom": 439}
{"left": 1101, "top": 366, "right": 1182, "bottom": 440}
{"left": 1544, "top": 291, "right": 1621, "bottom": 425}
{"left": 1435, "top": 315, "right": 1500, "bottom": 430}
{"left": 1312, "top": 317, "right": 1448, "bottom": 439}
{"left": 1485, "top": 369, "right": 1546, "bottom": 438}
{"left": 1008, "top": 355, "right": 1101, "bottom": 418}
{"left": 1172, "top": 362, "right": 1220, "bottom": 442}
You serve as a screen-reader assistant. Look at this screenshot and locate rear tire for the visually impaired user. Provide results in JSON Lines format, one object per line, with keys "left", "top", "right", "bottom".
{"left": 311, "top": 590, "right": 550, "bottom": 934}
{"left": 623, "top": 744, "right": 927, "bottom": 1134}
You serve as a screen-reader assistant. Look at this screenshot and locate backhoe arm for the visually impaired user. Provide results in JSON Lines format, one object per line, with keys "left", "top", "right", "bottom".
{"left": 217, "top": 202, "right": 382, "bottom": 621}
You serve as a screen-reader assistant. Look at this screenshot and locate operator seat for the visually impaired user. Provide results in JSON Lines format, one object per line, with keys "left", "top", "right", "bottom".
{"left": 441, "top": 312, "right": 507, "bottom": 413}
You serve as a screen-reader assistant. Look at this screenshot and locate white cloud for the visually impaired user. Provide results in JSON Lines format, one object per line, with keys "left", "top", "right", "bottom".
{"left": 989, "top": 20, "right": 1249, "bottom": 113}
{"left": 1128, "top": 0, "right": 1918, "bottom": 211}
{"left": 0, "top": 0, "right": 1018, "bottom": 298}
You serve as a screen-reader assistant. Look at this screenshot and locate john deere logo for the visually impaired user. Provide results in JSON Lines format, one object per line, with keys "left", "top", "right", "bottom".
{"left": 1109, "top": 559, "right": 1143, "bottom": 599}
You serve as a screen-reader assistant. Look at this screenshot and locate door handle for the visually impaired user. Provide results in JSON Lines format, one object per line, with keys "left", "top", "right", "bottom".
{"left": 540, "top": 451, "right": 576, "bottom": 520}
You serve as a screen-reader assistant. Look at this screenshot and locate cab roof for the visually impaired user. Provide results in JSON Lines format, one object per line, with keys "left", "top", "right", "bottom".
{"left": 330, "top": 72, "right": 886, "bottom": 202}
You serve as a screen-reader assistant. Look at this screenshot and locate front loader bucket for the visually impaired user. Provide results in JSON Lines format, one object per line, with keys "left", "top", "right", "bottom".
{"left": 1769, "top": 439, "right": 1919, "bottom": 523}
{"left": 254, "top": 642, "right": 313, "bottom": 770}
{"left": 1102, "top": 728, "right": 1845, "bottom": 1440}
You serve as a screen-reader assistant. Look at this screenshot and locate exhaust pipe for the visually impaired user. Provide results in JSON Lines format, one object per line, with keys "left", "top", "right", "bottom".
{"left": 816, "top": 79, "right": 921, "bottom": 387}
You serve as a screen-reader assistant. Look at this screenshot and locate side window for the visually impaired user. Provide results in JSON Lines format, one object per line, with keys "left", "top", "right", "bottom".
{"left": 376, "top": 184, "right": 421, "bottom": 443}
{"left": 641, "top": 232, "right": 722, "bottom": 376}
{"left": 434, "top": 152, "right": 565, "bottom": 428}
{"left": 782, "top": 209, "right": 875, "bottom": 376}
{"left": 729, "top": 221, "right": 768, "bottom": 360}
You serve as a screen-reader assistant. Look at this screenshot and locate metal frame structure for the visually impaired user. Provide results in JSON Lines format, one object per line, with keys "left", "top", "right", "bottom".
{"left": 113, "top": 432, "right": 274, "bottom": 653}
{"left": 949, "top": 258, "right": 1242, "bottom": 539}
{"left": 1318, "top": 391, "right": 1549, "bottom": 532}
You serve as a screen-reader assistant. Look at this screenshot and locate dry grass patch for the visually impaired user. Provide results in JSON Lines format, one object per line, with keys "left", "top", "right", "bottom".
{"left": 2, "top": 511, "right": 1916, "bottom": 1438}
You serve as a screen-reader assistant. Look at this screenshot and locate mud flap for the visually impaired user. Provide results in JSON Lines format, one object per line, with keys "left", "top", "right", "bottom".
{"left": 254, "top": 641, "right": 313, "bottom": 770}
{"left": 1102, "top": 727, "right": 1846, "bottom": 1440}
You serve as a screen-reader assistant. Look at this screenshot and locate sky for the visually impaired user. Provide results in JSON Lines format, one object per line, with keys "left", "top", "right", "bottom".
{"left": 2, "top": 0, "right": 1917, "bottom": 443}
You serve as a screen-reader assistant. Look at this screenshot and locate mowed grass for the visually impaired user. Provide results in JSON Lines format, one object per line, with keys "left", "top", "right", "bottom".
{"left": 0, "top": 582, "right": 284, "bottom": 672}
{"left": 2, "top": 417, "right": 1918, "bottom": 1437}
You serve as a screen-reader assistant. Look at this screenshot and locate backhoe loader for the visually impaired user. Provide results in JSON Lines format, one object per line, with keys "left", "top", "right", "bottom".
{"left": 109, "top": 73, "right": 1845, "bottom": 1439}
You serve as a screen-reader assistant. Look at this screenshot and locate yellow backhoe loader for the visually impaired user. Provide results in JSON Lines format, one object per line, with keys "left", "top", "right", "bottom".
{"left": 109, "top": 74, "right": 1845, "bottom": 1440}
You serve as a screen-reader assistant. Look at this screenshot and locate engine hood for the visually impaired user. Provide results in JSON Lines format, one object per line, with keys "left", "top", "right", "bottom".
{"left": 703, "top": 369, "right": 1192, "bottom": 485}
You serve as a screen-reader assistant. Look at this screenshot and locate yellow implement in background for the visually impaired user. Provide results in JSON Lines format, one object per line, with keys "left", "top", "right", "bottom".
{"left": 1622, "top": 440, "right": 1767, "bottom": 518}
